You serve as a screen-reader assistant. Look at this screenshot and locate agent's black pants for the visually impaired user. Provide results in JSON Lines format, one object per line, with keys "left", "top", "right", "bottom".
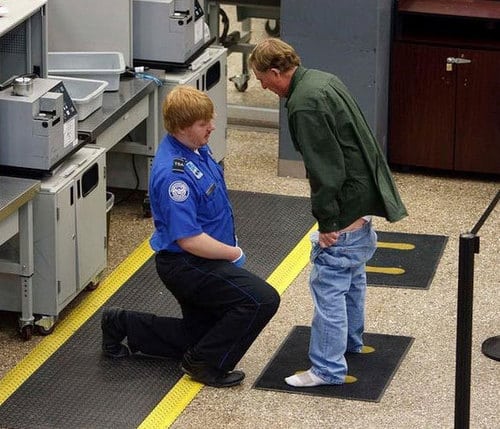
{"left": 125, "top": 251, "right": 280, "bottom": 372}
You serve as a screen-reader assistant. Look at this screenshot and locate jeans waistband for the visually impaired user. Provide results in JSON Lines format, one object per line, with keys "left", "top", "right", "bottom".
{"left": 336, "top": 219, "right": 373, "bottom": 243}
{"left": 339, "top": 217, "right": 368, "bottom": 233}
{"left": 310, "top": 219, "right": 373, "bottom": 245}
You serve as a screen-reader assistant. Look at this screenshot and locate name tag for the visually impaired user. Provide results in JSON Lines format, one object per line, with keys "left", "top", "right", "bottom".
{"left": 205, "top": 183, "right": 216, "bottom": 196}
{"left": 186, "top": 161, "right": 204, "bottom": 179}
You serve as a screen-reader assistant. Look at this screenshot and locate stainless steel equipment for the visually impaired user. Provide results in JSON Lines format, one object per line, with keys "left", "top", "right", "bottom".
{"left": 0, "top": 77, "right": 81, "bottom": 172}
{"left": 0, "top": 146, "right": 107, "bottom": 333}
{"left": 12, "top": 76, "right": 34, "bottom": 96}
{"left": 207, "top": 0, "right": 280, "bottom": 92}
{"left": 47, "top": 0, "right": 134, "bottom": 68}
{"left": 133, "top": 0, "right": 209, "bottom": 68}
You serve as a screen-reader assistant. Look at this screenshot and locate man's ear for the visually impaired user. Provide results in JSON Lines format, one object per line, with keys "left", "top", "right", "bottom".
{"left": 270, "top": 68, "right": 281, "bottom": 77}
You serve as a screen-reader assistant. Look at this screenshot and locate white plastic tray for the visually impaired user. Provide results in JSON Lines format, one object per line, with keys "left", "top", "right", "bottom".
{"left": 48, "top": 52, "right": 125, "bottom": 91}
{"left": 49, "top": 75, "right": 108, "bottom": 121}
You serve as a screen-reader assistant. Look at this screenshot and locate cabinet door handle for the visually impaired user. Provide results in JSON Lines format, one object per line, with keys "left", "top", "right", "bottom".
{"left": 446, "top": 57, "right": 472, "bottom": 64}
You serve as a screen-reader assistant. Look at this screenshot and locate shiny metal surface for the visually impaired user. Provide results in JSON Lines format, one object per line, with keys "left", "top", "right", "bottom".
{"left": 12, "top": 77, "right": 33, "bottom": 97}
{"left": 0, "top": 176, "right": 40, "bottom": 223}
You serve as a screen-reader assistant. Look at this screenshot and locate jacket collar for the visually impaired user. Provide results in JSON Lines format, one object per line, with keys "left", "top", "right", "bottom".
{"left": 285, "top": 65, "right": 308, "bottom": 107}
{"left": 167, "top": 134, "right": 209, "bottom": 162}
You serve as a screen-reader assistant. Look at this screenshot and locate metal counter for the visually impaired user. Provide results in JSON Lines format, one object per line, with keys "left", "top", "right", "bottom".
{"left": 0, "top": 177, "right": 40, "bottom": 226}
{"left": 78, "top": 76, "right": 157, "bottom": 144}
{"left": 77, "top": 76, "right": 158, "bottom": 197}
{"left": 0, "top": 176, "right": 40, "bottom": 338}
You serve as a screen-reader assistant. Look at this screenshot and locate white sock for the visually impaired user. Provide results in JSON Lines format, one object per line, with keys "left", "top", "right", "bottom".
{"left": 285, "top": 369, "right": 329, "bottom": 387}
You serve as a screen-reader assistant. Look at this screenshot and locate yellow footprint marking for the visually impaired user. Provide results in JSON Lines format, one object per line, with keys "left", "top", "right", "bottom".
{"left": 377, "top": 241, "right": 415, "bottom": 250}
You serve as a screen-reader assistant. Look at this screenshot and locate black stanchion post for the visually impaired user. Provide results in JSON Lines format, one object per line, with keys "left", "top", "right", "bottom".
{"left": 478, "top": 190, "right": 500, "bottom": 362}
{"left": 454, "top": 233, "right": 479, "bottom": 429}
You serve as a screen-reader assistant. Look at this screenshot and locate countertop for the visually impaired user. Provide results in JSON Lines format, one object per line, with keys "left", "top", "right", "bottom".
{"left": 0, "top": 0, "right": 46, "bottom": 38}
{"left": 0, "top": 176, "right": 40, "bottom": 224}
{"left": 77, "top": 77, "right": 156, "bottom": 142}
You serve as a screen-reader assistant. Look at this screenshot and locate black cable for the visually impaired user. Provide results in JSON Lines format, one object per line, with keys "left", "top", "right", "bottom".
{"left": 113, "top": 134, "right": 142, "bottom": 205}
{"left": 219, "top": 7, "right": 229, "bottom": 43}
{"left": 471, "top": 189, "right": 500, "bottom": 235}
{"left": 132, "top": 153, "right": 141, "bottom": 191}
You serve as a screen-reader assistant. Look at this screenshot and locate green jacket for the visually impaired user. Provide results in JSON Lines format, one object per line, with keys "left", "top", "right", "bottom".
{"left": 286, "top": 66, "right": 407, "bottom": 231}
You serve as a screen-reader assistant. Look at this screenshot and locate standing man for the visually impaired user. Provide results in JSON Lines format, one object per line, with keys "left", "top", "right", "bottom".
{"left": 101, "top": 85, "right": 280, "bottom": 388}
{"left": 249, "top": 38, "right": 407, "bottom": 387}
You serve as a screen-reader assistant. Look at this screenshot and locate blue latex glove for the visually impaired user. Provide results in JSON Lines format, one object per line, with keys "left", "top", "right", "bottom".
{"left": 232, "top": 247, "right": 246, "bottom": 268}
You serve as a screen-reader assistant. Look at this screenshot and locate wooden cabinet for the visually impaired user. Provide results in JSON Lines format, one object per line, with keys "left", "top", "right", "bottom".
{"left": 388, "top": 0, "right": 500, "bottom": 174}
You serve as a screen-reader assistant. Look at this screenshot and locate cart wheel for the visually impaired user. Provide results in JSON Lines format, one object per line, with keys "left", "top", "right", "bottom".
{"left": 37, "top": 324, "right": 55, "bottom": 336}
{"left": 34, "top": 316, "right": 57, "bottom": 336}
{"left": 86, "top": 281, "right": 99, "bottom": 291}
{"left": 21, "top": 325, "right": 33, "bottom": 341}
{"left": 234, "top": 80, "right": 248, "bottom": 92}
{"left": 229, "top": 75, "right": 249, "bottom": 92}
{"left": 265, "top": 19, "right": 280, "bottom": 37}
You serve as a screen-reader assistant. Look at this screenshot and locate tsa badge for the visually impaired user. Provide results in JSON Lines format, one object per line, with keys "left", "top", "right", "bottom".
{"left": 168, "top": 180, "right": 189, "bottom": 202}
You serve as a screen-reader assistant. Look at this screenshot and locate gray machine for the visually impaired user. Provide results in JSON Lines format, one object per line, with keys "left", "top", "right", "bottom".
{"left": 0, "top": 146, "right": 107, "bottom": 332}
{"left": 133, "top": 0, "right": 209, "bottom": 68}
{"left": 0, "top": 77, "right": 80, "bottom": 172}
{"left": 47, "top": 0, "right": 134, "bottom": 67}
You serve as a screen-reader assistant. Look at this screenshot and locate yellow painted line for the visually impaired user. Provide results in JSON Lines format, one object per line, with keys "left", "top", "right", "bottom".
{"left": 143, "top": 223, "right": 419, "bottom": 426}
{"left": 267, "top": 224, "right": 316, "bottom": 294}
{"left": 0, "top": 239, "right": 154, "bottom": 406}
{"left": 0, "top": 223, "right": 412, "bottom": 427}
{"left": 366, "top": 266, "right": 406, "bottom": 275}
{"left": 0, "top": 223, "right": 316, "bottom": 428}
{"left": 138, "top": 375, "right": 204, "bottom": 429}
{"left": 377, "top": 241, "right": 415, "bottom": 250}
{"left": 140, "top": 223, "right": 318, "bottom": 428}
{"left": 370, "top": 239, "right": 413, "bottom": 275}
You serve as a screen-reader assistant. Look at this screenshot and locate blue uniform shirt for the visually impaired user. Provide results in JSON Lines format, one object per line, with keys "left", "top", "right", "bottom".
{"left": 149, "top": 134, "right": 236, "bottom": 253}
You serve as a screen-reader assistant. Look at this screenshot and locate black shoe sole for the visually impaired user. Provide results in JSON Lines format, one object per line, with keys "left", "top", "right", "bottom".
{"left": 180, "top": 364, "right": 245, "bottom": 388}
{"left": 102, "top": 344, "right": 130, "bottom": 359}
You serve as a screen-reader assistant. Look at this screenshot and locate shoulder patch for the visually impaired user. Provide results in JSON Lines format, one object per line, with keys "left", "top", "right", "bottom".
{"left": 172, "top": 158, "right": 186, "bottom": 173}
{"left": 168, "top": 180, "right": 189, "bottom": 202}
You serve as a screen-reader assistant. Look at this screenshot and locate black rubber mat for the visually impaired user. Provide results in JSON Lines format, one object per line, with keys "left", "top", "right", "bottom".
{"left": 254, "top": 325, "right": 414, "bottom": 402}
{"left": 0, "top": 191, "right": 315, "bottom": 429}
{"left": 367, "top": 231, "right": 447, "bottom": 289}
{"left": 229, "top": 191, "right": 314, "bottom": 278}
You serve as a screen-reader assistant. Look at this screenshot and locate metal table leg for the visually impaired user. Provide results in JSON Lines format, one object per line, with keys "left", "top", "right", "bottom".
{"left": 18, "top": 201, "right": 35, "bottom": 339}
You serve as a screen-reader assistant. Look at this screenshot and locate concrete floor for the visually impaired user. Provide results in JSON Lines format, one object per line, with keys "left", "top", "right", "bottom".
{"left": 173, "top": 133, "right": 500, "bottom": 429}
{"left": 1, "top": 8, "right": 499, "bottom": 429}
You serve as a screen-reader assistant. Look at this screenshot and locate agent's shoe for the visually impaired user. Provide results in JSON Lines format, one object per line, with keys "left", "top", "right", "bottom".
{"left": 181, "top": 350, "right": 245, "bottom": 388}
{"left": 101, "top": 307, "right": 130, "bottom": 358}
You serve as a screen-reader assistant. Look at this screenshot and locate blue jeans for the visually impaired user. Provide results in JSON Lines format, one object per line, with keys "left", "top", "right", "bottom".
{"left": 308, "top": 221, "right": 377, "bottom": 384}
